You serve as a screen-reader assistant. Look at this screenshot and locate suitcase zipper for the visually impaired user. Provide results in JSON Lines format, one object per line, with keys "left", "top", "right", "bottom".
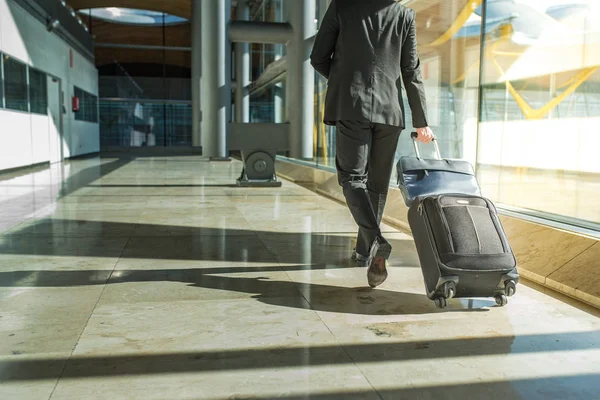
{"left": 482, "top": 197, "right": 509, "bottom": 254}
{"left": 435, "top": 196, "right": 455, "bottom": 253}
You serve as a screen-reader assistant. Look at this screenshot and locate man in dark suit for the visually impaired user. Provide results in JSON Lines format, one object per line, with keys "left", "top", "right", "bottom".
{"left": 311, "top": 0, "right": 433, "bottom": 288}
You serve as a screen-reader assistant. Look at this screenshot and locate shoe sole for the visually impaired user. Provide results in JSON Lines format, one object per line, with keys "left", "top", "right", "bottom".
{"left": 367, "top": 258, "right": 388, "bottom": 288}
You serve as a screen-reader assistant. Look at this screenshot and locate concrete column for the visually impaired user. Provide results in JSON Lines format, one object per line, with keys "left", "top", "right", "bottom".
{"left": 201, "top": 0, "right": 231, "bottom": 158}
{"left": 273, "top": 0, "right": 284, "bottom": 123}
{"left": 191, "top": 0, "right": 202, "bottom": 147}
{"left": 287, "top": 0, "right": 316, "bottom": 159}
{"left": 235, "top": 0, "right": 250, "bottom": 123}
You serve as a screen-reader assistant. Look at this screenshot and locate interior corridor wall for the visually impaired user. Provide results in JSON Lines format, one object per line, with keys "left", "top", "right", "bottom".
{"left": 0, "top": 0, "right": 99, "bottom": 172}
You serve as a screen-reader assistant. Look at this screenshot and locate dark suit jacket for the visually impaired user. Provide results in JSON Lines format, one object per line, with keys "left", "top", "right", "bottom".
{"left": 310, "top": 0, "right": 428, "bottom": 129}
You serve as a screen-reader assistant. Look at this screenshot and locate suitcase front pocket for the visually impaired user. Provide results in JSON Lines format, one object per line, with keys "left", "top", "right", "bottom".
{"left": 441, "top": 202, "right": 505, "bottom": 255}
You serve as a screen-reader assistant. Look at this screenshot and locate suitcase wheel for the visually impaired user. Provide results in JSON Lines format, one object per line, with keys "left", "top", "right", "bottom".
{"left": 434, "top": 297, "right": 448, "bottom": 309}
{"left": 505, "top": 280, "right": 517, "bottom": 297}
{"left": 495, "top": 294, "right": 508, "bottom": 306}
{"left": 443, "top": 282, "right": 456, "bottom": 299}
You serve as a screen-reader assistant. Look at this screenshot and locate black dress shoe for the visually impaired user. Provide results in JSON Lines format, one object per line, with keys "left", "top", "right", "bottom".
{"left": 367, "top": 256, "right": 389, "bottom": 288}
{"left": 366, "top": 237, "right": 391, "bottom": 287}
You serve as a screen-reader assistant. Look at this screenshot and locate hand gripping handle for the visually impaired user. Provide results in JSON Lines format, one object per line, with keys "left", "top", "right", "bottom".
{"left": 411, "top": 131, "right": 441, "bottom": 160}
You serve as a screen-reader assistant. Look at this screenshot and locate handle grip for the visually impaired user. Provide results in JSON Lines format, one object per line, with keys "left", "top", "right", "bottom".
{"left": 411, "top": 131, "right": 441, "bottom": 160}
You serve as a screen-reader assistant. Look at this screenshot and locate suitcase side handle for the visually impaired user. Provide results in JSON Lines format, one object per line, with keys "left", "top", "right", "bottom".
{"left": 411, "top": 131, "right": 442, "bottom": 160}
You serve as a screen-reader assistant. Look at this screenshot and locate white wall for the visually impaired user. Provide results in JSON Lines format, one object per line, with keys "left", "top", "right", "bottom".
{"left": 478, "top": 117, "right": 600, "bottom": 173}
{"left": 0, "top": 0, "right": 99, "bottom": 171}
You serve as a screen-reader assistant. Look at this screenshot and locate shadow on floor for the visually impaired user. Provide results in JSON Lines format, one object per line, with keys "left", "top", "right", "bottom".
{"left": 0, "top": 220, "right": 418, "bottom": 265}
{"left": 3, "top": 331, "right": 600, "bottom": 383}
{"left": 257, "top": 374, "right": 600, "bottom": 400}
{"left": 0, "top": 265, "right": 495, "bottom": 315}
{"left": 85, "top": 184, "right": 243, "bottom": 188}
{"left": 0, "top": 219, "right": 492, "bottom": 315}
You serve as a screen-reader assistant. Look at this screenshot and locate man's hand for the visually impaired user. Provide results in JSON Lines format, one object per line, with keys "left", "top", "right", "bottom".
{"left": 415, "top": 126, "right": 434, "bottom": 144}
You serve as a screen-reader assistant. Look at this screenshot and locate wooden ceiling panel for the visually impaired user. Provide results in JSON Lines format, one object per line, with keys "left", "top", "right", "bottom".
{"left": 69, "top": 0, "right": 267, "bottom": 21}
{"left": 91, "top": 19, "right": 191, "bottom": 47}
{"left": 95, "top": 47, "right": 191, "bottom": 68}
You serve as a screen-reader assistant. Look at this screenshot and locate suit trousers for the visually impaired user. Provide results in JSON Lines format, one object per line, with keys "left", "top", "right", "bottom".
{"left": 335, "top": 121, "right": 402, "bottom": 259}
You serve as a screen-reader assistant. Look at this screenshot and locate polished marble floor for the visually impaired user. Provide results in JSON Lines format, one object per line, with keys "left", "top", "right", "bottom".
{"left": 0, "top": 156, "right": 599, "bottom": 400}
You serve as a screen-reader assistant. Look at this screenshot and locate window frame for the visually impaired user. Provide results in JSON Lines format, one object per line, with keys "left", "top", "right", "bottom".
{"left": 74, "top": 85, "right": 99, "bottom": 123}
{"left": 3, "top": 54, "right": 29, "bottom": 113}
{"left": 0, "top": 52, "right": 5, "bottom": 109}
{"left": 28, "top": 67, "right": 48, "bottom": 115}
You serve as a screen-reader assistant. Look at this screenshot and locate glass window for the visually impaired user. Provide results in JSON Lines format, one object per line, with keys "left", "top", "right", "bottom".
{"left": 74, "top": 86, "right": 83, "bottom": 120}
{"left": 29, "top": 68, "right": 48, "bottom": 115}
{"left": 98, "top": 100, "right": 192, "bottom": 149}
{"left": 74, "top": 86, "right": 98, "bottom": 123}
{"left": 4, "top": 55, "right": 28, "bottom": 112}
{"left": 78, "top": 8, "right": 187, "bottom": 26}
{"left": 478, "top": 0, "right": 600, "bottom": 226}
{"left": 0, "top": 55, "right": 4, "bottom": 108}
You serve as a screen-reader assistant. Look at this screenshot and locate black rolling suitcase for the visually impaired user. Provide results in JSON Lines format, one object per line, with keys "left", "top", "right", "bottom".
{"left": 398, "top": 133, "right": 519, "bottom": 308}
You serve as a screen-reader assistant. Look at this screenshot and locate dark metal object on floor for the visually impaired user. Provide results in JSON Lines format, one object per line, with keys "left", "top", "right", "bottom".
{"left": 229, "top": 122, "right": 290, "bottom": 187}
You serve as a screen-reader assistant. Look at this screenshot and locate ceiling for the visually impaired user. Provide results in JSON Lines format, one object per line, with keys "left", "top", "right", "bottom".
{"left": 68, "top": 0, "right": 192, "bottom": 19}
{"left": 68, "top": 0, "right": 275, "bottom": 21}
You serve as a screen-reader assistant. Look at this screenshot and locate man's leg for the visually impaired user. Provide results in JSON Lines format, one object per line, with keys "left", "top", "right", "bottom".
{"left": 362, "top": 124, "right": 402, "bottom": 287}
{"left": 335, "top": 121, "right": 390, "bottom": 266}
{"left": 355, "top": 124, "right": 402, "bottom": 261}
{"left": 368, "top": 123, "right": 402, "bottom": 222}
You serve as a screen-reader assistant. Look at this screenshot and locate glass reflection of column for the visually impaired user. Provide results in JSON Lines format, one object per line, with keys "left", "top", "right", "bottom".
{"left": 301, "top": 215, "right": 312, "bottom": 297}
{"left": 235, "top": 0, "right": 250, "bottom": 124}
{"left": 315, "top": 0, "right": 324, "bottom": 166}
{"left": 288, "top": 0, "right": 316, "bottom": 159}
{"left": 201, "top": 0, "right": 231, "bottom": 158}
{"left": 191, "top": 0, "right": 202, "bottom": 149}
{"left": 274, "top": 0, "right": 284, "bottom": 124}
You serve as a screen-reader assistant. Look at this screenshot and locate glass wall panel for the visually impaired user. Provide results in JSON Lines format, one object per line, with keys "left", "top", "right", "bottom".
{"left": 29, "top": 68, "right": 48, "bottom": 115}
{"left": 99, "top": 100, "right": 192, "bottom": 149}
{"left": 4, "top": 55, "right": 28, "bottom": 112}
{"left": 478, "top": 0, "right": 600, "bottom": 226}
{"left": 74, "top": 86, "right": 98, "bottom": 123}
{"left": 0, "top": 55, "right": 4, "bottom": 108}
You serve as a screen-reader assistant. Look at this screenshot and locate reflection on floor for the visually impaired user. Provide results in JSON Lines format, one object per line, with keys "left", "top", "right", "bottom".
{"left": 0, "top": 156, "right": 599, "bottom": 400}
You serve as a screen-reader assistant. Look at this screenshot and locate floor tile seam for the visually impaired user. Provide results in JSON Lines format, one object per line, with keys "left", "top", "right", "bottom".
{"left": 90, "top": 295, "right": 309, "bottom": 311}
{"left": 242, "top": 181, "right": 383, "bottom": 397}
{"left": 4, "top": 234, "right": 135, "bottom": 239}
{"left": 271, "top": 263, "right": 383, "bottom": 397}
{"left": 47, "top": 235, "right": 133, "bottom": 400}
{"left": 306, "top": 297, "right": 384, "bottom": 399}
{"left": 543, "top": 241, "right": 597, "bottom": 289}
{"left": 248, "top": 209, "right": 317, "bottom": 302}
{"left": 240, "top": 212, "right": 286, "bottom": 268}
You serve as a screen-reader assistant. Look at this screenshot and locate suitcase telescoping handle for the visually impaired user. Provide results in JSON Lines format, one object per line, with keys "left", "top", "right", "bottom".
{"left": 411, "top": 131, "right": 442, "bottom": 160}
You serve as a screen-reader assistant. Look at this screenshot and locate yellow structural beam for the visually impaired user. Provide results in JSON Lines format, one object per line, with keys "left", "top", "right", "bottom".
{"left": 313, "top": 92, "right": 318, "bottom": 157}
{"left": 451, "top": 60, "right": 480, "bottom": 85}
{"left": 449, "top": 23, "right": 598, "bottom": 120}
{"left": 428, "top": 0, "right": 483, "bottom": 47}
{"left": 492, "top": 50, "right": 525, "bottom": 57}
{"left": 450, "top": 26, "right": 513, "bottom": 85}
{"left": 320, "top": 98, "right": 328, "bottom": 160}
{"left": 314, "top": 81, "right": 329, "bottom": 160}
{"left": 491, "top": 55, "right": 598, "bottom": 120}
